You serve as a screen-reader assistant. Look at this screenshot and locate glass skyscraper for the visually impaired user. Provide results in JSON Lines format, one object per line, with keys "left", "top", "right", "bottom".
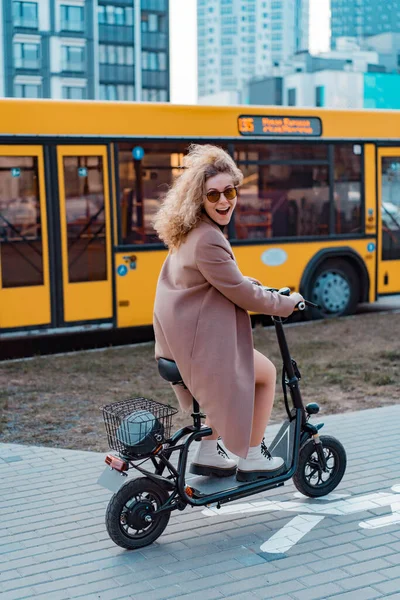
{"left": 331, "top": 0, "right": 400, "bottom": 48}
{"left": 197, "top": 0, "right": 309, "bottom": 100}
{"left": 0, "top": 0, "right": 169, "bottom": 101}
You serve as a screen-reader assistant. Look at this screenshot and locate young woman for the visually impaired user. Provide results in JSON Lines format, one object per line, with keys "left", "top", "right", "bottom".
{"left": 153, "top": 144, "right": 303, "bottom": 481}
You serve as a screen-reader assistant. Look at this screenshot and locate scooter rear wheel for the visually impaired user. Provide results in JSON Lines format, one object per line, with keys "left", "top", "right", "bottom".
{"left": 293, "top": 435, "right": 346, "bottom": 497}
{"left": 105, "top": 477, "right": 170, "bottom": 549}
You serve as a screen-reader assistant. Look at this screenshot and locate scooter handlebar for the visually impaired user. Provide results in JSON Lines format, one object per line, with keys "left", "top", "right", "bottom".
{"left": 260, "top": 285, "right": 320, "bottom": 310}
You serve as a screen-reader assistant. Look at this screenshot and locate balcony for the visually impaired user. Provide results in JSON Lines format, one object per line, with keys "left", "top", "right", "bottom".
{"left": 141, "top": 0, "right": 167, "bottom": 10}
{"left": 141, "top": 31, "right": 168, "bottom": 50}
{"left": 13, "top": 17, "right": 38, "bottom": 29}
{"left": 60, "top": 20, "right": 85, "bottom": 33}
{"left": 14, "top": 58, "right": 40, "bottom": 70}
{"left": 62, "top": 62, "right": 85, "bottom": 73}
{"left": 99, "top": 64, "right": 134, "bottom": 83}
{"left": 98, "top": 0, "right": 133, "bottom": 4}
{"left": 142, "top": 70, "right": 168, "bottom": 88}
{"left": 99, "top": 24, "right": 134, "bottom": 44}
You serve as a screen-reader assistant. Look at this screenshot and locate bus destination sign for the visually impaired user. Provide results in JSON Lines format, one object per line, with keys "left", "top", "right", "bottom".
{"left": 238, "top": 115, "right": 322, "bottom": 137}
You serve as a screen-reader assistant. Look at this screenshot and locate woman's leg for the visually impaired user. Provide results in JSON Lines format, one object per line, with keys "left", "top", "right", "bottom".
{"left": 190, "top": 415, "right": 236, "bottom": 477}
{"left": 204, "top": 418, "right": 219, "bottom": 440}
{"left": 250, "top": 349, "right": 277, "bottom": 446}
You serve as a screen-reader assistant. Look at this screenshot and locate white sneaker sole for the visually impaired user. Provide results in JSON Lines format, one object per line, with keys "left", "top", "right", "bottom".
{"left": 189, "top": 463, "right": 237, "bottom": 478}
{"left": 236, "top": 463, "right": 286, "bottom": 482}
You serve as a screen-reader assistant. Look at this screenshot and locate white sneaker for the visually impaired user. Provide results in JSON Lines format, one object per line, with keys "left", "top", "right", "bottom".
{"left": 236, "top": 439, "right": 285, "bottom": 482}
{"left": 189, "top": 439, "right": 238, "bottom": 478}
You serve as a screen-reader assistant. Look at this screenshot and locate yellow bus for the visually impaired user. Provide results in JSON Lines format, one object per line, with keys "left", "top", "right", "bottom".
{"left": 0, "top": 99, "right": 399, "bottom": 341}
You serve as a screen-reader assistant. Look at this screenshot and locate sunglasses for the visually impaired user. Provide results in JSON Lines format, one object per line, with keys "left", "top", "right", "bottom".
{"left": 205, "top": 187, "right": 238, "bottom": 203}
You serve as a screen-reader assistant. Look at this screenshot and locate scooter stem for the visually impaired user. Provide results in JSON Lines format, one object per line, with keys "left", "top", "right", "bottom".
{"left": 272, "top": 316, "right": 296, "bottom": 380}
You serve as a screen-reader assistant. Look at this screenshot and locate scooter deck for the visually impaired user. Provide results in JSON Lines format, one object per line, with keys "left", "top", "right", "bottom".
{"left": 184, "top": 418, "right": 295, "bottom": 496}
{"left": 186, "top": 470, "right": 286, "bottom": 495}
{"left": 186, "top": 472, "right": 248, "bottom": 494}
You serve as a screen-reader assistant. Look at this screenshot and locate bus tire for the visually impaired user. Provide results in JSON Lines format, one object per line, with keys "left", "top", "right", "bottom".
{"left": 306, "top": 258, "right": 360, "bottom": 320}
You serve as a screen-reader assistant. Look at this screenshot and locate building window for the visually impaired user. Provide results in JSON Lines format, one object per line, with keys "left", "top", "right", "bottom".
{"left": 288, "top": 88, "right": 296, "bottom": 106}
{"left": 98, "top": 5, "right": 133, "bottom": 25}
{"left": 99, "top": 45, "right": 134, "bottom": 66}
{"left": 141, "top": 13, "right": 160, "bottom": 31}
{"left": 142, "top": 51, "right": 167, "bottom": 71}
{"left": 13, "top": 1, "right": 38, "bottom": 28}
{"left": 14, "top": 82, "right": 41, "bottom": 97}
{"left": 316, "top": 85, "right": 325, "bottom": 107}
{"left": 62, "top": 86, "right": 86, "bottom": 99}
{"left": 141, "top": 0, "right": 167, "bottom": 8}
{"left": 141, "top": 88, "right": 168, "bottom": 101}
{"left": 13, "top": 42, "right": 40, "bottom": 69}
{"left": 100, "top": 84, "right": 134, "bottom": 101}
{"left": 60, "top": 4, "right": 84, "bottom": 32}
{"left": 62, "top": 46, "right": 85, "bottom": 72}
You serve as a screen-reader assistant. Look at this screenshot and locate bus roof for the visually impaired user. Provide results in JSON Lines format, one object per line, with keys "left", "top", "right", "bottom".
{"left": 0, "top": 98, "right": 399, "bottom": 141}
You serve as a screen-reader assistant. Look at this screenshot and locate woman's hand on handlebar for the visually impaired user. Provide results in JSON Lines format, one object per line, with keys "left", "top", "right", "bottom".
{"left": 290, "top": 292, "right": 305, "bottom": 310}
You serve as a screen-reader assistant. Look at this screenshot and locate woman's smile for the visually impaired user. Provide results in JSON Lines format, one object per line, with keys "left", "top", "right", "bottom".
{"left": 216, "top": 207, "right": 230, "bottom": 216}
{"left": 204, "top": 172, "right": 237, "bottom": 225}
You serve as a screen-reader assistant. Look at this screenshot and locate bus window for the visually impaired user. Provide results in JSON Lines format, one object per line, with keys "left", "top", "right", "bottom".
{"left": 62, "top": 155, "right": 107, "bottom": 283}
{"left": 0, "top": 156, "right": 44, "bottom": 287}
{"left": 381, "top": 157, "right": 400, "bottom": 261}
{"left": 334, "top": 145, "right": 362, "bottom": 235}
{"left": 117, "top": 141, "right": 192, "bottom": 245}
{"left": 234, "top": 143, "right": 328, "bottom": 162}
{"left": 234, "top": 163, "right": 330, "bottom": 240}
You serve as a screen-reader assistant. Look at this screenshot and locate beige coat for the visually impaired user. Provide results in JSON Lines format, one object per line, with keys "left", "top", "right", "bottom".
{"left": 153, "top": 214, "right": 297, "bottom": 458}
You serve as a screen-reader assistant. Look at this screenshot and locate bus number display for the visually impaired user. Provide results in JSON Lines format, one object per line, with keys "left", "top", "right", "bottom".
{"left": 238, "top": 115, "right": 322, "bottom": 137}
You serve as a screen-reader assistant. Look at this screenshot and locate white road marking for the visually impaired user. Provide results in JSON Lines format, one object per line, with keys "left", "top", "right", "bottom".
{"left": 293, "top": 491, "right": 350, "bottom": 501}
{"left": 260, "top": 515, "right": 325, "bottom": 554}
{"left": 203, "top": 490, "right": 400, "bottom": 518}
{"left": 202, "top": 483, "right": 400, "bottom": 554}
{"left": 359, "top": 502, "right": 400, "bottom": 529}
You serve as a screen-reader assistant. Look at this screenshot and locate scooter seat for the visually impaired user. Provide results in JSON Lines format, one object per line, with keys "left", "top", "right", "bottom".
{"left": 157, "top": 358, "right": 183, "bottom": 384}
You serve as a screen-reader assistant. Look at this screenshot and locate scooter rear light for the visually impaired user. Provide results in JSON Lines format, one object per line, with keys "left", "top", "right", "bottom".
{"left": 185, "top": 486, "right": 194, "bottom": 498}
{"left": 105, "top": 455, "right": 128, "bottom": 472}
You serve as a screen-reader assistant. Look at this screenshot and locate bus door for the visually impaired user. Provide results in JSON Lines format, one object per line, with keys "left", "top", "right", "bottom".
{"left": 0, "top": 146, "right": 51, "bottom": 329}
{"left": 56, "top": 146, "right": 113, "bottom": 323}
{"left": 377, "top": 149, "right": 400, "bottom": 294}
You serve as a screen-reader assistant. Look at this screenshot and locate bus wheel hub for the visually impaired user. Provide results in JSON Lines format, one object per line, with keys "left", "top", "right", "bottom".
{"left": 313, "top": 272, "right": 350, "bottom": 313}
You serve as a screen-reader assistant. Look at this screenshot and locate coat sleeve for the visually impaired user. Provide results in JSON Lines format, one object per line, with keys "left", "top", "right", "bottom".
{"left": 195, "top": 229, "right": 297, "bottom": 318}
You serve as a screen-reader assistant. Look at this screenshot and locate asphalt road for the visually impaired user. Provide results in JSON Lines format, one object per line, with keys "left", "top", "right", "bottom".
{"left": 357, "top": 294, "right": 400, "bottom": 314}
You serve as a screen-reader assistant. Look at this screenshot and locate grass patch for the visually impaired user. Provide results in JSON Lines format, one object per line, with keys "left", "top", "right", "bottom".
{"left": 380, "top": 350, "right": 400, "bottom": 362}
{"left": 0, "top": 391, "right": 8, "bottom": 433}
{"left": 0, "top": 312, "right": 399, "bottom": 451}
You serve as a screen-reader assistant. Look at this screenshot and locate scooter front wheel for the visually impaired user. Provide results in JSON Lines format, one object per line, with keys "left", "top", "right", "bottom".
{"left": 105, "top": 477, "right": 170, "bottom": 549}
{"left": 293, "top": 435, "right": 347, "bottom": 498}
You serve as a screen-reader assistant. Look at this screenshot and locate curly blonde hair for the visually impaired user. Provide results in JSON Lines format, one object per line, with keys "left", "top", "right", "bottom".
{"left": 153, "top": 144, "right": 243, "bottom": 250}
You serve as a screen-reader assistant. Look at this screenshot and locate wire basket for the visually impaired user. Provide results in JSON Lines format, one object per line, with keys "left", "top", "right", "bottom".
{"left": 102, "top": 397, "right": 178, "bottom": 459}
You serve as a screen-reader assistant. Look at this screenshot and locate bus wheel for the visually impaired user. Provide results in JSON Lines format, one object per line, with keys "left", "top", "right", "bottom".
{"left": 307, "top": 259, "right": 359, "bottom": 319}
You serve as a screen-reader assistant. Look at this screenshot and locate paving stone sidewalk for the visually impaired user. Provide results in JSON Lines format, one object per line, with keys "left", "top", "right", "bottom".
{"left": 1, "top": 404, "right": 400, "bottom": 600}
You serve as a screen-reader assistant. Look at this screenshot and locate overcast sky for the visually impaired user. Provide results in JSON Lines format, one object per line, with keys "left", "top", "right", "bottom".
{"left": 169, "top": 0, "right": 331, "bottom": 104}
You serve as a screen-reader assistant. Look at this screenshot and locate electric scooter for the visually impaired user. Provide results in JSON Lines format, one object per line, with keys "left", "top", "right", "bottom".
{"left": 98, "top": 287, "right": 347, "bottom": 549}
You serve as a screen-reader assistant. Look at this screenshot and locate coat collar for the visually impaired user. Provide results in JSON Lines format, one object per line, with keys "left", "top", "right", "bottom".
{"left": 200, "top": 212, "right": 225, "bottom": 232}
